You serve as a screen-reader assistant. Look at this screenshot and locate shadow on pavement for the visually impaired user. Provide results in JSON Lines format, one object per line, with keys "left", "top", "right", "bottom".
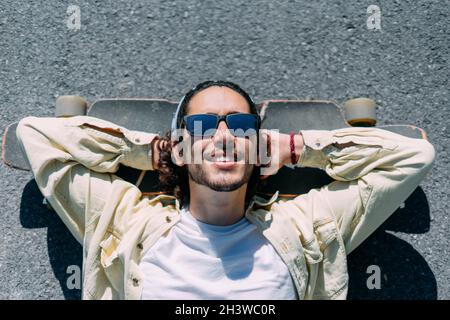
{"left": 19, "top": 180, "right": 436, "bottom": 300}
{"left": 20, "top": 179, "right": 82, "bottom": 300}
{"left": 347, "top": 187, "right": 437, "bottom": 299}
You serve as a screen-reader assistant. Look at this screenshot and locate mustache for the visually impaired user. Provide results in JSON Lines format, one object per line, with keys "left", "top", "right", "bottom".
{"left": 210, "top": 149, "right": 243, "bottom": 162}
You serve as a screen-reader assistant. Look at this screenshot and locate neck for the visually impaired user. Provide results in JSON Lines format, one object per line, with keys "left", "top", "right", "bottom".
{"left": 187, "top": 181, "right": 248, "bottom": 226}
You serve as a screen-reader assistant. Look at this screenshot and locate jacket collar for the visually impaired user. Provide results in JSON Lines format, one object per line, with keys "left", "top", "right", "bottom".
{"left": 148, "top": 190, "right": 280, "bottom": 215}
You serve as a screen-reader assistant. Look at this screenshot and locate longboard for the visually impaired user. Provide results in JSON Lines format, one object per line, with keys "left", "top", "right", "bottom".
{"left": 2, "top": 99, "right": 427, "bottom": 199}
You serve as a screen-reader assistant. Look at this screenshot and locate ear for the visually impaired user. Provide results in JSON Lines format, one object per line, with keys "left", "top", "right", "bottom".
{"left": 171, "top": 141, "right": 185, "bottom": 167}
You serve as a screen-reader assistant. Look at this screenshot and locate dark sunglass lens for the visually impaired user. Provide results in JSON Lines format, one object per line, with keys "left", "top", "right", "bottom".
{"left": 227, "top": 114, "right": 258, "bottom": 137}
{"left": 185, "top": 115, "right": 217, "bottom": 137}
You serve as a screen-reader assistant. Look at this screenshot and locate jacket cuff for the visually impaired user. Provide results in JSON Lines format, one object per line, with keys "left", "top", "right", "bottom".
{"left": 122, "top": 130, "right": 158, "bottom": 171}
{"left": 287, "top": 130, "right": 333, "bottom": 170}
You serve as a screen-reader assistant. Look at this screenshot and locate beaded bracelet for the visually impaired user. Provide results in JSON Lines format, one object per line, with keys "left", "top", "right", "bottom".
{"left": 290, "top": 131, "right": 299, "bottom": 165}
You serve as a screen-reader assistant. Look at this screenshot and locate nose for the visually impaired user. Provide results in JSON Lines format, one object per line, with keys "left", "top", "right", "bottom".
{"left": 212, "top": 118, "right": 235, "bottom": 151}
{"left": 216, "top": 118, "right": 230, "bottom": 132}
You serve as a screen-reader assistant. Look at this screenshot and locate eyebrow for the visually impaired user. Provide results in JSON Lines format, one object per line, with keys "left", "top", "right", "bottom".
{"left": 205, "top": 111, "right": 241, "bottom": 115}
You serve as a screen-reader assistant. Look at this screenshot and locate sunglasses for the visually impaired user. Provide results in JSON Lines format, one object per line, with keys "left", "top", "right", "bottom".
{"left": 182, "top": 113, "right": 260, "bottom": 137}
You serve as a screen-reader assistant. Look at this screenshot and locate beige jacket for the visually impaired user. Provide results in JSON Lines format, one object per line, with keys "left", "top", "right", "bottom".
{"left": 15, "top": 116, "right": 435, "bottom": 300}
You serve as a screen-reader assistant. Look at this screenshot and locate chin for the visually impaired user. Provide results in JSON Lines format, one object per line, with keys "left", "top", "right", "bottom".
{"left": 206, "top": 171, "right": 245, "bottom": 190}
{"left": 188, "top": 163, "right": 254, "bottom": 192}
{"left": 205, "top": 179, "right": 247, "bottom": 192}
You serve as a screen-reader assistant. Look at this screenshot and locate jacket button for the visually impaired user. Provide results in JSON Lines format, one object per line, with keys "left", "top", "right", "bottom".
{"left": 132, "top": 278, "right": 140, "bottom": 286}
{"left": 166, "top": 216, "right": 172, "bottom": 223}
{"left": 137, "top": 243, "right": 143, "bottom": 250}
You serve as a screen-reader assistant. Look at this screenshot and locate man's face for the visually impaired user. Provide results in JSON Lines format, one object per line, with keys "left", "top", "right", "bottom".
{"left": 183, "top": 86, "right": 256, "bottom": 192}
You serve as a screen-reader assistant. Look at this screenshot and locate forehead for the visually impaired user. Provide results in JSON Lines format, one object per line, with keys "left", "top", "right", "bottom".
{"left": 187, "top": 86, "right": 251, "bottom": 115}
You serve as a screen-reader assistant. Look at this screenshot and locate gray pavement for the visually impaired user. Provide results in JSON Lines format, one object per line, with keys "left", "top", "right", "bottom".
{"left": 0, "top": 0, "right": 448, "bottom": 299}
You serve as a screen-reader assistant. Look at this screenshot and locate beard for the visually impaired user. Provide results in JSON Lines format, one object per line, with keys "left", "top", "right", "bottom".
{"left": 187, "top": 163, "right": 254, "bottom": 192}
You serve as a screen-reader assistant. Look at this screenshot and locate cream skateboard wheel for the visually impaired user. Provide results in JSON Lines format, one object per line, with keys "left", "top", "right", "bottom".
{"left": 343, "top": 98, "right": 377, "bottom": 127}
{"left": 55, "top": 95, "right": 87, "bottom": 117}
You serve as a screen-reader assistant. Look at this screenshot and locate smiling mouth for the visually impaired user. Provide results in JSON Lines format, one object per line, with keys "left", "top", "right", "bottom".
{"left": 209, "top": 151, "right": 242, "bottom": 163}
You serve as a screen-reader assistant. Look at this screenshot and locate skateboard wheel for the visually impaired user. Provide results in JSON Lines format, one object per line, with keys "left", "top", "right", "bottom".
{"left": 343, "top": 98, "right": 377, "bottom": 127}
{"left": 55, "top": 95, "right": 87, "bottom": 117}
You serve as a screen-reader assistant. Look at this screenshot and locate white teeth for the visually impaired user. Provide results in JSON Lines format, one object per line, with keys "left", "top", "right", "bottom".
{"left": 212, "top": 155, "right": 235, "bottom": 162}
{"left": 214, "top": 157, "right": 234, "bottom": 162}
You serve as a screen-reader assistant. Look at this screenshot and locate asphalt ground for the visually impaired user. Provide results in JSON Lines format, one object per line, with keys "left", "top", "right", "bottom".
{"left": 0, "top": 0, "right": 448, "bottom": 299}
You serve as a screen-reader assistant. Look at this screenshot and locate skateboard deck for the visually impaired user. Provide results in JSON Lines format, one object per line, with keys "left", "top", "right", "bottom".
{"left": 88, "top": 98, "right": 178, "bottom": 134}
{"left": 258, "top": 100, "right": 345, "bottom": 197}
{"left": 257, "top": 100, "right": 426, "bottom": 197}
{"left": 2, "top": 99, "right": 427, "bottom": 199}
{"left": 3, "top": 122, "right": 30, "bottom": 171}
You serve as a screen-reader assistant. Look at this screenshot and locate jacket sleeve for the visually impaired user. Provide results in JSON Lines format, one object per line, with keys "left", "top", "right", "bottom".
{"left": 289, "top": 127, "right": 436, "bottom": 254}
{"left": 16, "top": 116, "right": 159, "bottom": 243}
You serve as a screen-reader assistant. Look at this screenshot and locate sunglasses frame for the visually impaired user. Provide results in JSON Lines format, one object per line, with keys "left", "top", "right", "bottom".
{"left": 182, "top": 113, "right": 261, "bottom": 138}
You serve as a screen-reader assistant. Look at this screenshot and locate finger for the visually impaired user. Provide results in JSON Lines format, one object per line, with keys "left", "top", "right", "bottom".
{"left": 266, "top": 132, "right": 272, "bottom": 157}
{"left": 258, "top": 130, "right": 273, "bottom": 167}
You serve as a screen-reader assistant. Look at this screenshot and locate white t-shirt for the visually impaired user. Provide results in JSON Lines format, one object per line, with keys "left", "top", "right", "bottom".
{"left": 139, "top": 206, "right": 298, "bottom": 299}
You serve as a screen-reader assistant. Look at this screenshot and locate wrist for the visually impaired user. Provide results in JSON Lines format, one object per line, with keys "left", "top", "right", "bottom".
{"left": 280, "top": 133, "right": 292, "bottom": 166}
{"left": 293, "top": 132, "right": 304, "bottom": 164}
{"left": 285, "top": 132, "right": 304, "bottom": 166}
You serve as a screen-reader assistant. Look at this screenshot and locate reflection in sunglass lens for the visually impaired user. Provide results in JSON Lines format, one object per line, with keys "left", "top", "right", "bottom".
{"left": 185, "top": 114, "right": 218, "bottom": 137}
{"left": 227, "top": 114, "right": 258, "bottom": 137}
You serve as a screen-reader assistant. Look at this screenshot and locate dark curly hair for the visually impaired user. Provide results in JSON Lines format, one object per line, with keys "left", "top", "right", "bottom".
{"left": 157, "top": 80, "right": 265, "bottom": 209}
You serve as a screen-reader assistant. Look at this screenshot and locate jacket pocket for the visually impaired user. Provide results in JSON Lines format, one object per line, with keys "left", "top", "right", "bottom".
{"left": 98, "top": 232, "right": 123, "bottom": 295}
{"left": 312, "top": 219, "right": 348, "bottom": 299}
